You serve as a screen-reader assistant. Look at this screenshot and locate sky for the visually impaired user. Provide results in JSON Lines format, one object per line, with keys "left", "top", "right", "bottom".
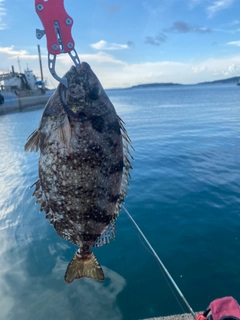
{"left": 0, "top": 0, "right": 240, "bottom": 88}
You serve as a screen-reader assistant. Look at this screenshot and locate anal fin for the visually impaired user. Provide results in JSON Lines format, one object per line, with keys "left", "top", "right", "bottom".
{"left": 94, "top": 219, "right": 116, "bottom": 248}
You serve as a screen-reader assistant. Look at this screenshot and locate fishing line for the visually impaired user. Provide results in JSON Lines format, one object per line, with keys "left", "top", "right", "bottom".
{"left": 135, "top": 226, "right": 187, "bottom": 315}
{"left": 135, "top": 230, "right": 186, "bottom": 313}
{"left": 129, "top": 217, "right": 187, "bottom": 315}
{"left": 122, "top": 205, "right": 196, "bottom": 320}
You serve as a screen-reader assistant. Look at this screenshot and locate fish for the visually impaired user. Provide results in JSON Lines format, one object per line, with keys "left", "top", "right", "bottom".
{"left": 24, "top": 62, "right": 133, "bottom": 283}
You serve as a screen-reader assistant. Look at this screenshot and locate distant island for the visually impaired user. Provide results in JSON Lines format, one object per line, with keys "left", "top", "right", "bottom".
{"left": 130, "top": 82, "right": 182, "bottom": 89}
{"left": 110, "top": 76, "right": 240, "bottom": 90}
{"left": 196, "top": 76, "right": 240, "bottom": 85}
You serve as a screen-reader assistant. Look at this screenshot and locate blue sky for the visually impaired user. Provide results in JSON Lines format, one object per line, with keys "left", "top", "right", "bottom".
{"left": 0, "top": 0, "right": 240, "bottom": 88}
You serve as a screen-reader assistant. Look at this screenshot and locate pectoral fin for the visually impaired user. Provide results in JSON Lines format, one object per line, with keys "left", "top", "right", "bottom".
{"left": 24, "top": 129, "right": 41, "bottom": 152}
{"left": 58, "top": 115, "right": 71, "bottom": 150}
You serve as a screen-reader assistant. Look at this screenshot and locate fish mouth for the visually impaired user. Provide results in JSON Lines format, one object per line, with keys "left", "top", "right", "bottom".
{"left": 79, "top": 62, "right": 91, "bottom": 72}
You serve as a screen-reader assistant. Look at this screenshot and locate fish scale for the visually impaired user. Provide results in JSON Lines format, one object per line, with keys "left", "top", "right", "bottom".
{"left": 24, "top": 62, "right": 133, "bottom": 283}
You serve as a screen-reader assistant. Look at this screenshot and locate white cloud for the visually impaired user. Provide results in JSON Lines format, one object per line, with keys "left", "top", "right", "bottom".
{"left": 90, "top": 40, "right": 130, "bottom": 51}
{"left": 227, "top": 63, "right": 240, "bottom": 74}
{"left": 0, "top": 0, "right": 7, "bottom": 30}
{"left": 190, "top": 0, "right": 236, "bottom": 18}
{"left": 190, "top": 0, "right": 205, "bottom": 9}
{"left": 100, "top": 55, "right": 240, "bottom": 88}
{"left": 33, "top": 52, "right": 240, "bottom": 88}
{"left": 232, "top": 20, "right": 240, "bottom": 25}
{"left": 191, "top": 65, "right": 208, "bottom": 73}
{"left": 0, "top": 237, "right": 126, "bottom": 320}
{"left": 0, "top": 46, "right": 28, "bottom": 56}
{"left": 207, "top": 0, "right": 235, "bottom": 17}
{"left": 0, "top": 46, "right": 49, "bottom": 83}
{"left": 187, "top": 56, "right": 240, "bottom": 80}
{"left": 42, "top": 51, "right": 125, "bottom": 88}
{"left": 58, "top": 51, "right": 125, "bottom": 67}
{"left": 0, "top": 45, "right": 47, "bottom": 60}
{"left": 227, "top": 40, "right": 240, "bottom": 47}
{"left": 1, "top": 45, "right": 240, "bottom": 89}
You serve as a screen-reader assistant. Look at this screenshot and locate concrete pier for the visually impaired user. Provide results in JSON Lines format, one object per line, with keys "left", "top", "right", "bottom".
{"left": 144, "top": 312, "right": 198, "bottom": 320}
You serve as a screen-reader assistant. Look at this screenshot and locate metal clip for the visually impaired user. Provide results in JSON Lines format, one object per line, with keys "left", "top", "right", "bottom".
{"left": 35, "top": 0, "right": 81, "bottom": 87}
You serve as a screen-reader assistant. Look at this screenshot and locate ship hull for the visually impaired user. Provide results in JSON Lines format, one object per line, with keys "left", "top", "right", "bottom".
{"left": 0, "top": 91, "right": 54, "bottom": 115}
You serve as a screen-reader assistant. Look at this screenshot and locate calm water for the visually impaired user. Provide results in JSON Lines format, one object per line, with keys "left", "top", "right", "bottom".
{"left": 0, "top": 84, "right": 240, "bottom": 320}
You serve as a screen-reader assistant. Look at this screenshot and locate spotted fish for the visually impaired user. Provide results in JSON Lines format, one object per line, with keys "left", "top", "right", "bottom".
{"left": 24, "top": 62, "right": 133, "bottom": 283}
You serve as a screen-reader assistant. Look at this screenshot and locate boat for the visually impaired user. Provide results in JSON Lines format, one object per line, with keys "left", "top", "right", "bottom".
{"left": 0, "top": 67, "right": 53, "bottom": 115}
{"left": 0, "top": 46, "right": 54, "bottom": 115}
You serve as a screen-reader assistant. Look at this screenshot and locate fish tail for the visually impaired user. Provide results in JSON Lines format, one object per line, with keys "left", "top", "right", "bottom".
{"left": 64, "top": 250, "right": 104, "bottom": 284}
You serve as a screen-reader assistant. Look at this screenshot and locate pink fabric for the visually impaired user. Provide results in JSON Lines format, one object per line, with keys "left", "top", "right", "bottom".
{"left": 210, "top": 297, "right": 240, "bottom": 320}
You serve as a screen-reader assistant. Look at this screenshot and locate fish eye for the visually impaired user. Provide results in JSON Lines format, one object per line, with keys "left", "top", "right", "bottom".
{"left": 88, "top": 87, "right": 99, "bottom": 100}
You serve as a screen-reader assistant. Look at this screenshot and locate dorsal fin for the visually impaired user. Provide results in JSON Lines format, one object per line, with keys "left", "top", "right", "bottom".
{"left": 117, "top": 116, "right": 134, "bottom": 208}
{"left": 24, "top": 129, "right": 41, "bottom": 152}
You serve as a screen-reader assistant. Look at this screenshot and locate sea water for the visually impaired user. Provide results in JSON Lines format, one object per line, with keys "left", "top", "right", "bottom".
{"left": 0, "top": 84, "right": 240, "bottom": 320}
